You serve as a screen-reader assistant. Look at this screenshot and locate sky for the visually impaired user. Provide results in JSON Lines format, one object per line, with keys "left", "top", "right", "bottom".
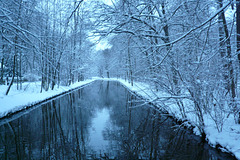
{"left": 102, "top": 0, "right": 115, "bottom": 6}
{"left": 86, "top": 0, "right": 115, "bottom": 51}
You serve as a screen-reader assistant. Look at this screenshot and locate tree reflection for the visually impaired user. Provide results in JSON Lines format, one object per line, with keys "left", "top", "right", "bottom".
{"left": 0, "top": 81, "right": 236, "bottom": 160}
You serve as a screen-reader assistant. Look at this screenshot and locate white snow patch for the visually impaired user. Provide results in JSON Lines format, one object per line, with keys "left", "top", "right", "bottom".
{"left": 0, "top": 79, "right": 95, "bottom": 118}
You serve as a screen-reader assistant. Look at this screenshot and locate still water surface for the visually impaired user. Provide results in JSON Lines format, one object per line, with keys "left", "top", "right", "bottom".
{"left": 0, "top": 81, "right": 236, "bottom": 159}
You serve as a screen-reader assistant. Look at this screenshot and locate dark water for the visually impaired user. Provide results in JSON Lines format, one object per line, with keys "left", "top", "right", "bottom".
{"left": 0, "top": 81, "right": 236, "bottom": 160}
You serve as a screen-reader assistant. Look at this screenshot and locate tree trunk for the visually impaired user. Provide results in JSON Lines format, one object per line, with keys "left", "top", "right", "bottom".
{"left": 128, "top": 37, "right": 133, "bottom": 85}
{"left": 162, "top": 2, "right": 177, "bottom": 91}
{"left": 237, "top": 0, "right": 240, "bottom": 61}
{"left": 218, "top": 0, "right": 236, "bottom": 99}
{"left": 5, "top": 55, "right": 16, "bottom": 95}
{"left": 1, "top": 28, "right": 4, "bottom": 85}
{"left": 19, "top": 52, "right": 22, "bottom": 90}
{"left": 236, "top": 0, "right": 240, "bottom": 123}
{"left": 1, "top": 58, "right": 3, "bottom": 84}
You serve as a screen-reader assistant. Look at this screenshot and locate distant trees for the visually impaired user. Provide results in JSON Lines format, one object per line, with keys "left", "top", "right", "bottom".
{"left": 0, "top": 0, "right": 93, "bottom": 94}
{"left": 0, "top": 0, "right": 39, "bottom": 94}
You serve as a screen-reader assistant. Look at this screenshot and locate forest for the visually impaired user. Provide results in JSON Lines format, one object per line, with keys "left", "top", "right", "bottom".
{"left": 0, "top": 0, "right": 240, "bottom": 154}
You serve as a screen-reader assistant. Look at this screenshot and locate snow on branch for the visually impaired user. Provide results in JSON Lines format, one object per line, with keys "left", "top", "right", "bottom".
{"left": 153, "top": 0, "right": 232, "bottom": 48}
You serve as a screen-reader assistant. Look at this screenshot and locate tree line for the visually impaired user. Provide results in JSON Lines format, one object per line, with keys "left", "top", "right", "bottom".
{"left": 0, "top": 0, "right": 93, "bottom": 94}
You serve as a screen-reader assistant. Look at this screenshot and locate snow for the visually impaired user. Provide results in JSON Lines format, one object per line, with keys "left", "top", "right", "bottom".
{"left": 205, "top": 114, "right": 240, "bottom": 158}
{"left": 0, "top": 77, "right": 239, "bottom": 159}
{"left": 92, "top": 77, "right": 240, "bottom": 159}
{"left": 0, "top": 79, "right": 95, "bottom": 118}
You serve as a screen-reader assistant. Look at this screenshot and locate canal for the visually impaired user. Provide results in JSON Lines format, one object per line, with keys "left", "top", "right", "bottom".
{"left": 0, "top": 81, "right": 236, "bottom": 159}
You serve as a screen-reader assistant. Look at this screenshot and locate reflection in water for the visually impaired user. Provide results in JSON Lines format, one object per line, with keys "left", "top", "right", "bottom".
{"left": 0, "top": 81, "right": 236, "bottom": 160}
{"left": 89, "top": 108, "right": 110, "bottom": 153}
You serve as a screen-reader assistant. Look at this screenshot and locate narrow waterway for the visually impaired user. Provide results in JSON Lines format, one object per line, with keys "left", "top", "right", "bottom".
{"left": 0, "top": 81, "right": 236, "bottom": 159}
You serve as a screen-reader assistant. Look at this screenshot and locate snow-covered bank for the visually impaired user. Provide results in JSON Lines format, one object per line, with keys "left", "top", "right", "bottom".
{"left": 93, "top": 77, "right": 240, "bottom": 160}
{"left": 0, "top": 79, "right": 95, "bottom": 118}
{"left": 0, "top": 77, "right": 239, "bottom": 159}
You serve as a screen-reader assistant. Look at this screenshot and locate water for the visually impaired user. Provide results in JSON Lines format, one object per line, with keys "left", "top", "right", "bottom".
{"left": 0, "top": 81, "right": 236, "bottom": 159}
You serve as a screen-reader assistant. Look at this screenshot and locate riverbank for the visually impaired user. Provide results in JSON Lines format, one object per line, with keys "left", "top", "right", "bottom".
{"left": 0, "top": 79, "right": 95, "bottom": 119}
{"left": 94, "top": 77, "right": 240, "bottom": 160}
{"left": 0, "top": 77, "right": 239, "bottom": 159}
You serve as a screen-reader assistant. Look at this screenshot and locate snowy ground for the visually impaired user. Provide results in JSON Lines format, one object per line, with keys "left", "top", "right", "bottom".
{"left": 0, "top": 79, "right": 95, "bottom": 118}
{"left": 0, "top": 77, "right": 239, "bottom": 159}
